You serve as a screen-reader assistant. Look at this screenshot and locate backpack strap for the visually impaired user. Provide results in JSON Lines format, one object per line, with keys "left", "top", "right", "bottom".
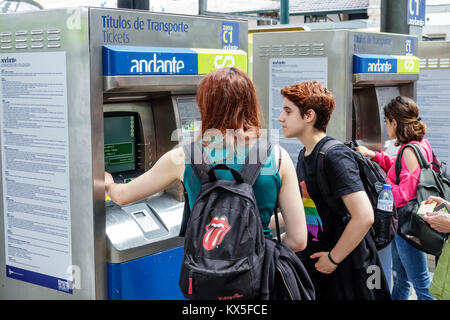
{"left": 182, "top": 140, "right": 213, "bottom": 185}
{"left": 272, "top": 144, "right": 282, "bottom": 242}
{"left": 316, "top": 139, "right": 349, "bottom": 217}
{"left": 394, "top": 143, "right": 429, "bottom": 185}
{"left": 180, "top": 141, "right": 211, "bottom": 237}
{"left": 239, "top": 139, "right": 273, "bottom": 186}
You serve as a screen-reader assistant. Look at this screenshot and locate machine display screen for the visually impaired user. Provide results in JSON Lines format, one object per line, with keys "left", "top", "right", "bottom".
{"left": 104, "top": 115, "right": 136, "bottom": 173}
{"left": 134, "top": 211, "right": 145, "bottom": 219}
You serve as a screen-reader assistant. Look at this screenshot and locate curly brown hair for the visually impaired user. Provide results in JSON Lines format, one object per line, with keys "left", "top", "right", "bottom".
{"left": 280, "top": 80, "right": 335, "bottom": 132}
{"left": 383, "top": 96, "right": 427, "bottom": 146}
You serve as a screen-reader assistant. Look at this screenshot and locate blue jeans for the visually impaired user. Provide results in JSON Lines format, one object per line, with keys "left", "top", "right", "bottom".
{"left": 378, "top": 243, "right": 392, "bottom": 291}
{"left": 391, "top": 234, "right": 434, "bottom": 300}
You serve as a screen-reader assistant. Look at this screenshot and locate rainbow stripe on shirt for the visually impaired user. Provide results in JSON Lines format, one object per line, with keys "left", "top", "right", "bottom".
{"left": 300, "top": 180, "right": 323, "bottom": 241}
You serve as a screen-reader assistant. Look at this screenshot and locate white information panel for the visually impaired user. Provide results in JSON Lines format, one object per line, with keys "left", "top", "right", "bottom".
{"left": 417, "top": 68, "right": 450, "bottom": 164}
{"left": 269, "top": 57, "right": 328, "bottom": 165}
{"left": 0, "top": 52, "right": 72, "bottom": 293}
{"left": 174, "top": 96, "right": 201, "bottom": 143}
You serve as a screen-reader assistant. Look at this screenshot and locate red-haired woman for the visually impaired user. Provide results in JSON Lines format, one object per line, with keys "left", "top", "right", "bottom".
{"left": 356, "top": 96, "right": 435, "bottom": 300}
{"left": 105, "top": 67, "right": 307, "bottom": 252}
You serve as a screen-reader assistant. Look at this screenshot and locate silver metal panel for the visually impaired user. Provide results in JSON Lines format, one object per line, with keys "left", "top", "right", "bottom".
{"left": 253, "top": 30, "right": 418, "bottom": 161}
{"left": 253, "top": 30, "right": 350, "bottom": 143}
{"left": 106, "top": 192, "right": 184, "bottom": 263}
{"left": 0, "top": 8, "right": 104, "bottom": 299}
{"left": 104, "top": 75, "right": 205, "bottom": 93}
{"left": 353, "top": 73, "right": 419, "bottom": 85}
{"left": 89, "top": 7, "right": 248, "bottom": 52}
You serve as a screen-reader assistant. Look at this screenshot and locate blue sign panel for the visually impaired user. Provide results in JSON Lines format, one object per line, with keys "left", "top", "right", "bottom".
{"left": 6, "top": 265, "right": 73, "bottom": 294}
{"left": 407, "top": 0, "right": 426, "bottom": 27}
{"left": 222, "top": 21, "right": 239, "bottom": 50}
{"left": 405, "top": 36, "right": 415, "bottom": 55}
{"left": 353, "top": 54, "right": 397, "bottom": 74}
{"left": 103, "top": 46, "right": 198, "bottom": 75}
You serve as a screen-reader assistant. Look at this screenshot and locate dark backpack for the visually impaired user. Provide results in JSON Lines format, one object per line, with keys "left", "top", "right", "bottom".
{"left": 395, "top": 143, "right": 450, "bottom": 255}
{"left": 260, "top": 213, "right": 316, "bottom": 300}
{"left": 180, "top": 140, "right": 315, "bottom": 300}
{"left": 179, "top": 140, "right": 271, "bottom": 300}
{"left": 314, "top": 139, "right": 398, "bottom": 250}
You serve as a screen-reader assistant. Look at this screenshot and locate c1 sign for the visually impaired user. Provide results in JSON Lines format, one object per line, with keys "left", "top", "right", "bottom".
{"left": 407, "top": 0, "right": 426, "bottom": 27}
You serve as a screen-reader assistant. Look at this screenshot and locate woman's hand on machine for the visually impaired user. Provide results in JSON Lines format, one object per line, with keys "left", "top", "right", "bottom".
{"left": 104, "top": 171, "right": 114, "bottom": 193}
{"left": 355, "top": 145, "right": 376, "bottom": 159}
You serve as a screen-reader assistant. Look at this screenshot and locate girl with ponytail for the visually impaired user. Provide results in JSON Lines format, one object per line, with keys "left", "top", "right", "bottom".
{"left": 357, "top": 96, "right": 435, "bottom": 300}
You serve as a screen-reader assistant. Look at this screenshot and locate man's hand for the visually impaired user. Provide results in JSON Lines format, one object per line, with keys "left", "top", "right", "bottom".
{"left": 310, "top": 251, "right": 338, "bottom": 274}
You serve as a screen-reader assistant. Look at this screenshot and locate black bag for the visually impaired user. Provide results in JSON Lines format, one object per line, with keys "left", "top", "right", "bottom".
{"left": 179, "top": 140, "right": 271, "bottom": 300}
{"left": 432, "top": 151, "right": 450, "bottom": 181}
{"left": 260, "top": 173, "right": 315, "bottom": 300}
{"left": 315, "top": 139, "right": 398, "bottom": 250}
{"left": 260, "top": 236, "right": 316, "bottom": 300}
{"left": 395, "top": 144, "right": 450, "bottom": 256}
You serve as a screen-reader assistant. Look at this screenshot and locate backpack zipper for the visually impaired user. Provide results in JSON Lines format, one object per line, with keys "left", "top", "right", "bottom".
{"left": 276, "top": 265, "right": 294, "bottom": 300}
{"left": 188, "top": 270, "right": 193, "bottom": 295}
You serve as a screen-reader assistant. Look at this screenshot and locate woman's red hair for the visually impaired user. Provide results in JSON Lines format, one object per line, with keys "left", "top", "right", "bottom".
{"left": 196, "top": 67, "right": 262, "bottom": 137}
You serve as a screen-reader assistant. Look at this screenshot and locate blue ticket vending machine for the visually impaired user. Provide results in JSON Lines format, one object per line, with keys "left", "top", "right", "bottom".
{"left": 108, "top": 245, "right": 185, "bottom": 300}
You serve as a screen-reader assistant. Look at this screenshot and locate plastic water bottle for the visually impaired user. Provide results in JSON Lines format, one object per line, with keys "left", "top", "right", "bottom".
{"left": 377, "top": 184, "right": 394, "bottom": 212}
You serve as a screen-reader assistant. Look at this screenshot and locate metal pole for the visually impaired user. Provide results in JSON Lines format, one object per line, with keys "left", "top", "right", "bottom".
{"left": 117, "top": 0, "right": 133, "bottom": 8}
{"left": 118, "top": 0, "right": 149, "bottom": 10}
{"left": 199, "top": 0, "right": 206, "bottom": 15}
{"left": 381, "top": 0, "right": 408, "bottom": 34}
{"left": 280, "top": 0, "right": 289, "bottom": 24}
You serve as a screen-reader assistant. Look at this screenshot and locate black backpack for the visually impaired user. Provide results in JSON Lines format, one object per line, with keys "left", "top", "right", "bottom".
{"left": 313, "top": 139, "right": 398, "bottom": 250}
{"left": 260, "top": 216, "right": 316, "bottom": 300}
{"left": 180, "top": 140, "right": 315, "bottom": 300}
{"left": 179, "top": 140, "right": 271, "bottom": 300}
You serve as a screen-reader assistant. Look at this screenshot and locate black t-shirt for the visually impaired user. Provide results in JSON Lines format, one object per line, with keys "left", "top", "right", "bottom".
{"left": 296, "top": 136, "right": 365, "bottom": 253}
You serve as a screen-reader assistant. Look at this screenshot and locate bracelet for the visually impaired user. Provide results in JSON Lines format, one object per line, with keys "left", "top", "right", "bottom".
{"left": 328, "top": 252, "right": 339, "bottom": 266}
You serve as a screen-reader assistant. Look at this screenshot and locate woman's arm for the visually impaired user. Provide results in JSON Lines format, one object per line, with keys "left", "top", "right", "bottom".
{"left": 277, "top": 147, "right": 308, "bottom": 252}
{"left": 311, "top": 190, "right": 374, "bottom": 274}
{"left": 105, "top": 147, "right": 185, "bottom": 206}
{"left": 356, "top": 145, "right": 395, "bottom": 172}
{"left": 387, "top": 146, "right": 421, "bottom": 208}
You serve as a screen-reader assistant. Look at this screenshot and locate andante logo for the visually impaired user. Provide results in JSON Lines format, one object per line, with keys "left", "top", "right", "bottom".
{"left": 130, "top": 53, "right": 185, "bottom": 73}
{"left": 1, "top": 57, "right": 16, "bottom": 64}
{"left": 214, "top": 55, "right": 235, "bottom": 68}
{"left": 367, "top": 59, "right": 392, "bottom": 72}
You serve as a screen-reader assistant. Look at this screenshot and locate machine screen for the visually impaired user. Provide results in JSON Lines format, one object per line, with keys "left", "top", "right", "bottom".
{"left": 134, "top": 211, "right": 146, "bottom": 219}
{"left": 104, "top": 115, "right": 136, "bottom": 173}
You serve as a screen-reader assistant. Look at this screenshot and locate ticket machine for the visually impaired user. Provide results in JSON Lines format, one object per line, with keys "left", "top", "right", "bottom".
{"left": 252, "top": 30, "right": 419, "bottom": 164}
{"left": 0, "top": 7, "right": 247, "bottom": 300}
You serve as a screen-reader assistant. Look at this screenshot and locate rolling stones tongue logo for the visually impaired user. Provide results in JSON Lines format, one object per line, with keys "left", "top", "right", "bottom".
{"left": 202, "top": 216, "right": 231, "bottom": 250}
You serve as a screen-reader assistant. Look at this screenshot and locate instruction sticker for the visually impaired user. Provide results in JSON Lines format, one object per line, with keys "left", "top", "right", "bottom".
{"left": 0, "top": 52, "right": 73, "bottom": 293}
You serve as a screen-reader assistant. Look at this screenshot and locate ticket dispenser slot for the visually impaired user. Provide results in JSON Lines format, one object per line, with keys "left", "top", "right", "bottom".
{"left": 353, "top": 84, "right": 414, "bottom": 153}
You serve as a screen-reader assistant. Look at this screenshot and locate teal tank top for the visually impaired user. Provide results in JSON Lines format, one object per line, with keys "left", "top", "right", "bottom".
{"left": 183, "top": 141, "right": 281, "bottom": 237}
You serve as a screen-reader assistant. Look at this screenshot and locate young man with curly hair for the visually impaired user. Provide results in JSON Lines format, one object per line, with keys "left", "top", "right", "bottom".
{"left": 275, "top": 80, "right": 391, "bottom": 300}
